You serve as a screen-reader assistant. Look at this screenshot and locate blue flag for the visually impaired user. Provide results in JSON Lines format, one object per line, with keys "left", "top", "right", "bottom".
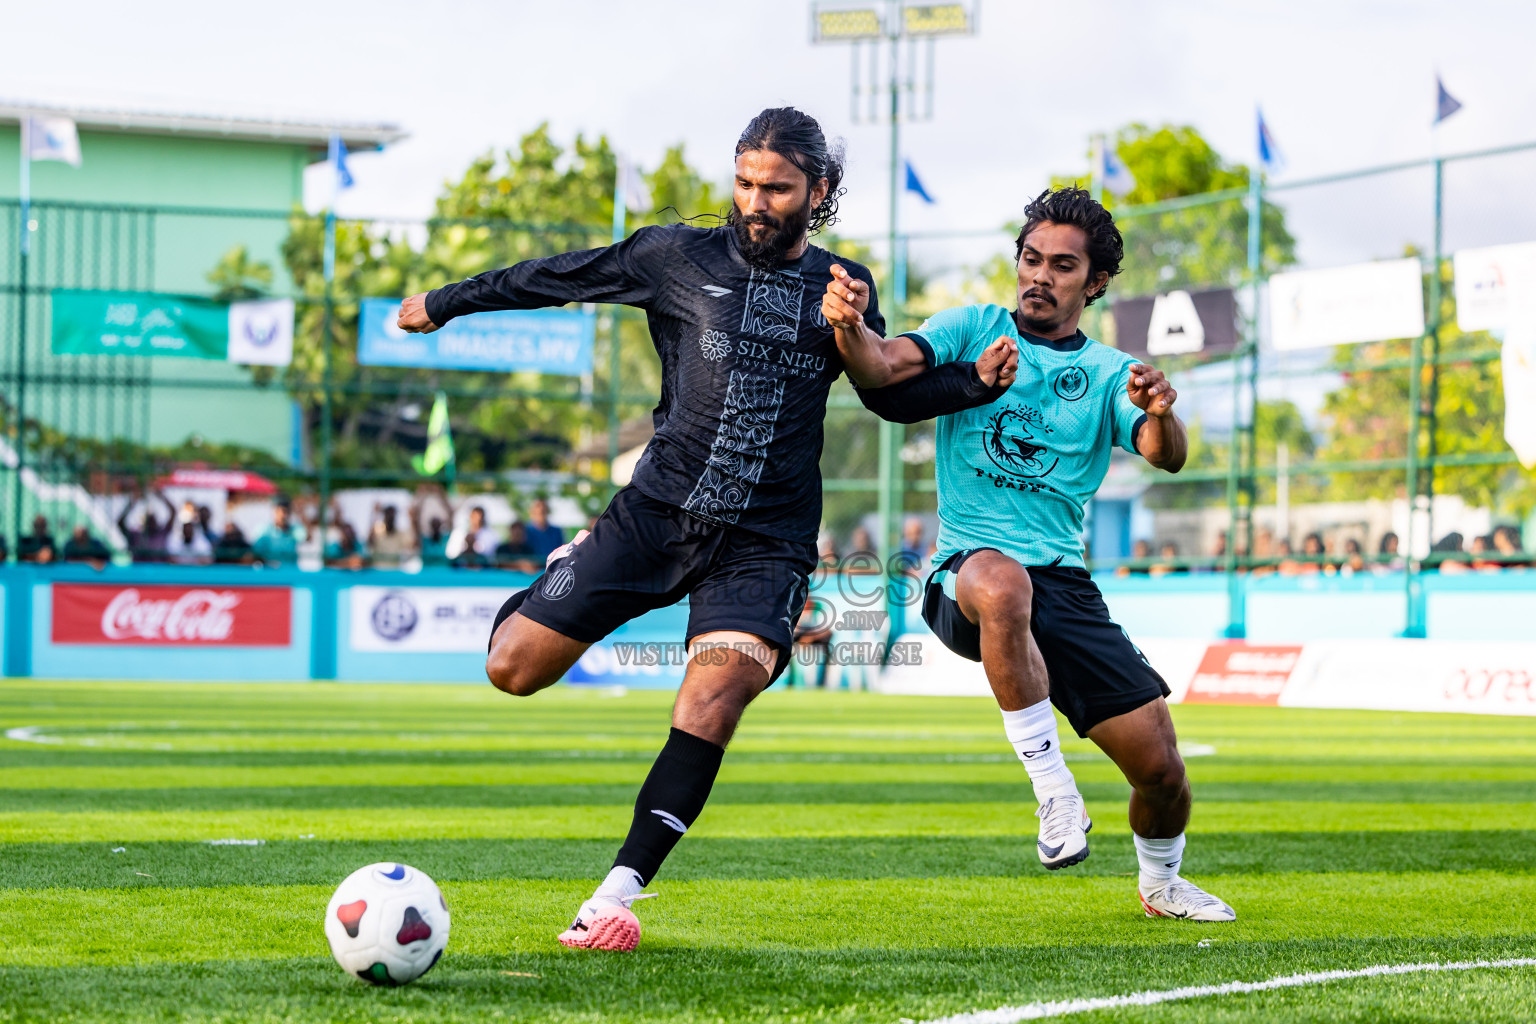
{"left": 1257, "top": 109, "right": 1284, "bottom": 174}
{"left": 1100, "top": 142, "right": 1135, "bottom": 196}
{"left": 1435, "top": 76, "right": 1463, "bottom": 124}
{"left": 329, "top": 133, "right": 355, "bottom": 191}
{"left": 904, "top": 160, "right": 936, "bottom": 204}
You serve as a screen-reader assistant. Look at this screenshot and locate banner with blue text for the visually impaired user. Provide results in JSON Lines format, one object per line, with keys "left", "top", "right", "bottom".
{"left": 357, "top": 299, "right": 595, "bottom": 375}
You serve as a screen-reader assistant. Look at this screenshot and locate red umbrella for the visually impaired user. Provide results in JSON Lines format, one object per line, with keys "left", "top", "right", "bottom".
{"left": 158, "top": 467, "right": 279, "bottom": 495}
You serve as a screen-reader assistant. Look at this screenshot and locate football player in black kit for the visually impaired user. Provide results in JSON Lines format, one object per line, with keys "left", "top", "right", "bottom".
{"left": 397, "top": 107, "right": 1017, "bottom": 951}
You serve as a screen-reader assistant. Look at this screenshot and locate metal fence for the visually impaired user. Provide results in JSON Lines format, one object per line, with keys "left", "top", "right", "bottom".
{"left": 3, "top": 137, "right": 1534, "bottom": 638}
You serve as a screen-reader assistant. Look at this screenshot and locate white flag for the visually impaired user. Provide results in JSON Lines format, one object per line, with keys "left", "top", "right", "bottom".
{"left": 1504, "top": 261, "right": 1536, "bottom": 468}
{"left": 623, "top": 161, "right": 652, "bottom": 214}
{"left": 27, "top": 116, "right": 81, "bottom": 167}
{"left": 226, "top": 298, "right": 295, "bottom": 367}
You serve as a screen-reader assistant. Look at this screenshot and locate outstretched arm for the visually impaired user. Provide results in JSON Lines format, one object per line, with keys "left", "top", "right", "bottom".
{"left": 857, "top": 337, "right": 1018, "bottom": 423}
{"left": 1127, "top": 362, "right": 1188, "bottom": 472}
{"left": 823, "top": 264, "right": 928, "bottom": 387}
{"left": 398, "top": 226, "right": 667, "bottom": 333}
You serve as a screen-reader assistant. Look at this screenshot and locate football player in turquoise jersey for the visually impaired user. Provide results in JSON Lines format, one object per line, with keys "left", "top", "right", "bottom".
{"left": 823, "top": 186, "right": 1234, "bottom": 922}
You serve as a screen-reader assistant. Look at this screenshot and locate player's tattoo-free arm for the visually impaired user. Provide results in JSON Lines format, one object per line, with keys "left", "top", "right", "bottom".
{"left": 823, "top": 263, "right": 927, "bottom": 386}
{"left": 1127, "top": 362, "right": 1188, "bottom": 472}
{"left": 856, "top": 336, "right": 1018, "bottom": 423}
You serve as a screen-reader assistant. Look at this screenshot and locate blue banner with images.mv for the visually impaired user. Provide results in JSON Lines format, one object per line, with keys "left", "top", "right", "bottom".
{"left": 357, "top": 298, "right": 595, "bottom": 375}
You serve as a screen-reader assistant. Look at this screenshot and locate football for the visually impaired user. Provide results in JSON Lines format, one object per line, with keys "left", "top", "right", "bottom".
{"left": 323, "top": 863, "right": 451, "bottom": 986}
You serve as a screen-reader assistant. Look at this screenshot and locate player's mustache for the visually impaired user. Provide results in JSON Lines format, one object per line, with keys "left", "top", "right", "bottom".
{"left": 740, "top": 212, "right": 783, "bottom": 230}
{"left": 1021, "top": 287, "right": 1057, "bottom": 306}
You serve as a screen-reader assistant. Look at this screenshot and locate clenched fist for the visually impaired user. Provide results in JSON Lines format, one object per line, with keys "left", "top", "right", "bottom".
{"left": 1126, "top": 362, "right": 1177, "bottom": 417}
{"left": 397, "top": 293, "right": 439, "bottom": 334}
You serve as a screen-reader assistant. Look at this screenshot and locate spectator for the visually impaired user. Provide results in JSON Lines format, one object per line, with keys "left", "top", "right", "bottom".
{"left": 899, "top": 516, "right": 925, "bottom": 561}
{"left": 1340, "top": 537, "right": 1367, "bottom": 575}
{"left": 213, "top": 522, "right": 254, "bottom": 565}
{"left": 448, "top": 505, "right": 499, "bottom": 560}
{"left": 1149, "top": 541, "right": 1181, "bottom": 577}
{"left": 1210, "top": 531, "right": 1228, "bottom": 572}
{"left": 252, "top": 504, "right": 303, "bottom": 567}
{"left": 452, "top": 528, "right": 494, "bottom": 569}
{"left": 18, "top": 516, "right": 56, "bottom": 564}
{"left": 523, "top": 498, "right": 565, "bottom": 563}
{"left": 325, "top": 520, "right": 368, "bottom": 570}
{"left": 62, "top": 525, "right": 112, "bottom": 568}
{"left": 848, "top": 525, "right": 875, "bottom": 558}
{"left": 1117, "top": 538, "right": 1153, "bottom": 577}
{"left": 816, "top": 530, "right": 839, "bottom": 567}
{"left": 167, "top": 519, "right": 213, "bottom": 565}
{"left": 1299, "top": 532, "right": 1332, "bottom": 575}
{"left": 1249, "top": 528, "right": 1276, "bottom": 578}
{"left": 117, "top": 490, "right": 174, "bottom": 562}
{"left": 369, "top": 505, "right": 417, "bottom": 570}
{"left": 1276, "top": 539, "right": 1303, "bottom": 576}
{"left": 1378, "top": 531, "right": 1405, "bottom": 572}
{"left": 1433, "top": 531, "right": 1470, "bottom": 574}
{"left": 789, "top": 596, "right": 835, "bottom": 689}
{"left": 419, "top": 515, "right": 450, "bottom": 568}
{"left": 195, "top": 504, "right": 218, "bottom": 546}
{"left": 1492, "top": 525, "right": 1529, "bottom": 569}
{"left": 495, "top": 522, "right": 539, "bottom": 571}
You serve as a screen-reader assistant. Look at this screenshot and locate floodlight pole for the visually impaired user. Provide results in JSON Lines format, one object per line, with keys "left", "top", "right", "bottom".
{"left": 812, "top": 1, "right": 975, "bottom": 562}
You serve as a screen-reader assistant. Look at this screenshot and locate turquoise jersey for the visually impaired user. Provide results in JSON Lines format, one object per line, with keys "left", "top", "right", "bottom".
{"left": 906, "top": 303, "right": 1147, "bottom": 570}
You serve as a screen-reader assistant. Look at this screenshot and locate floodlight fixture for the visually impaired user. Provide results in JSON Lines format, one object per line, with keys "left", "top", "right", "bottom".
{"left": 902, "top": 3, "right": 972, "bottom": 36}
{"left": 811, "top": 4, "right": 886, "bottom": 42}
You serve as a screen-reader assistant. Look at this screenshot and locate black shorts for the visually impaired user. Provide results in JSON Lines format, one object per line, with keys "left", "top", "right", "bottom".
{"left": 922, "top": 549, "right": 1171, "bottom": 737}
{"left": 513, "top": 486, "right": 816, "bottom": 683}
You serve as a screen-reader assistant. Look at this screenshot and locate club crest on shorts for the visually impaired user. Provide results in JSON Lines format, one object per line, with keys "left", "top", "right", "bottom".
{"left": 542, "top": 566, "right": 577, "bottom": 600}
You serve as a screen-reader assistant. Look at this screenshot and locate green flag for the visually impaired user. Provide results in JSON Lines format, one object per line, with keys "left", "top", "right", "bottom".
{"left": 412, "top": 392, "right": 455, "bottom": 477}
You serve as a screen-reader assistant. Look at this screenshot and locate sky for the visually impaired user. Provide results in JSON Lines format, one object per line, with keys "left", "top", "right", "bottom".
{"left": 5, "top": 0, "right": 1533, "bottom": 426}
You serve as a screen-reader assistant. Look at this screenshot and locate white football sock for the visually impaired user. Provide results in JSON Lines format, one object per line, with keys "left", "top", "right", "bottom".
{"left": 1134, "top": 833, "right": 1186, "bottom": 891}
{"left": 594, "top": 865, "right": 643, "bottom": 903}
{"left": 1000, "top": 699, "right": 1077, "bottom": 802}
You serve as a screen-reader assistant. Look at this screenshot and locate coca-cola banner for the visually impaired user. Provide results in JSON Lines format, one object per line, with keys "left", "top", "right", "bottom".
{"left": 52, "top": 584, "right": 292, "bottom": 646}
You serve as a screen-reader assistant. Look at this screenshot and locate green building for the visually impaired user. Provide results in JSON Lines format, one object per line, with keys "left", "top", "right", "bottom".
{"left": 0, "top": 101, "right": 404, "bottom": 470}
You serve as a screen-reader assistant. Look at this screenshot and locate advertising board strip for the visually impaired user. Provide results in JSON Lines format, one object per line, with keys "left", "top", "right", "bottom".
{"left": 52, "top": 584, "right": 292, "bottom": 646}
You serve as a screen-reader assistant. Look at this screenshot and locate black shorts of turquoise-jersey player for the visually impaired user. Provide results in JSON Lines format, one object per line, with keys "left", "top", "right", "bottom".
{"left": 393, "top": 107, "right": 1018, "bottom": 952}
{"left": 824, "top": 185, "right": 1235, "bottom": 923}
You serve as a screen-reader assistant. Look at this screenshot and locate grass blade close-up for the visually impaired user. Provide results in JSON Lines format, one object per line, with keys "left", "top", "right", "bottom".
{"left": 4, "top": 679, "right": 1535, "bottom": 1022}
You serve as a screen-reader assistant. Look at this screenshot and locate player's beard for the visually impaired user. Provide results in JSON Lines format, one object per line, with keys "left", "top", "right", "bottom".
{"left": 1015, "top": 286, "right": 1065, "bottom": 335}
{"left": 728, "top": 197, "right": 812, "bottom": 270}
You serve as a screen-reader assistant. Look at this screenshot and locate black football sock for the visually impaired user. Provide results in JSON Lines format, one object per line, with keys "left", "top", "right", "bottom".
{"left": 613, "top": 727, "right": 725, "bottom": 886}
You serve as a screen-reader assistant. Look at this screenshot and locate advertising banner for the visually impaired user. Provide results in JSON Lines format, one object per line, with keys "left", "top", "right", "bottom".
{"left": 52, "top": 584, "right": 292, "bottom": 646}
{"left": 1181, "top": 644, "right": 1303, "bottom": 705}
{"left": 1268, "top": 258, "right": 1425, "bottom": 350}
{"left": 50, "top": 291, "right": 293, "bottom": 365}
{"left": 1452, "top": 241, "right": 1536, "bottom": 332}
{"left": 1282, "top": 640, "right": 1536, "bottom": 717}
{"left": 349, "top": 586, "right": 506, "bottom": 653}
{"left": 357, "top": 299, "right": 595, "bottom": 375}
{"left": 1111, "top": 288, "right": 1237, "bottom": 358}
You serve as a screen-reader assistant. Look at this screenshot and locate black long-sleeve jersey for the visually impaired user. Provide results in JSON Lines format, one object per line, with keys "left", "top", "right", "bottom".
{"left": 426, "top": 223, "right": 885, "bottom": 545}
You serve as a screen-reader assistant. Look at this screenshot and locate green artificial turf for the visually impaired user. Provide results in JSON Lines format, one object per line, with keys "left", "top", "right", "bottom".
{"left": 3, "top": 680, "right": 1534, "bottom": 1022}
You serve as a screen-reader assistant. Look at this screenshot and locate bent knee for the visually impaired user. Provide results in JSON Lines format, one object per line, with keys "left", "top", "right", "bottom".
{"left": 960, "top": 557, "right": 1034, "bottom": 624}
{"left": 1130, "top": 746, "right": 1187, "bottom": 795}
{"left": 485, "top": 644, "right": 550, "bottom": 697}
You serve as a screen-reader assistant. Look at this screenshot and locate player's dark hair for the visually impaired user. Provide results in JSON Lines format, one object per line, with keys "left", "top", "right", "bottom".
{"left": 735, "top": 107, "right": 845, "bottom": 234}
{"left": 1014, "top": 187, "right": 1124, "bottom": 306}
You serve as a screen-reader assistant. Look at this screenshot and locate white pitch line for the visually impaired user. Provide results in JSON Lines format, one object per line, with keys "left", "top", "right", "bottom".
{"left": 914, "top": 958, "right": 1536, "bottom": 1024}
{"left": 4, "top": 726, "right": 62, "bottom": 745}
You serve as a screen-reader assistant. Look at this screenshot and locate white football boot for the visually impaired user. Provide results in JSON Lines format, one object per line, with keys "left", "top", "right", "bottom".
{"left": 1139, "top": 878, "right": 1236, "bottom": 922}
{"left": 1035, "top": 792, "right": 1092, "bottom": 870}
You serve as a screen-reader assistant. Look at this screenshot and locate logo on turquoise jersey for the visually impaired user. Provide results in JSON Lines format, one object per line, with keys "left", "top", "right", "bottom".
{"left": 983, "top": 407, "right": 1059, "bottom": 480}
{"left": 1053, "top": 365, "right": 1089, "bottom": 401}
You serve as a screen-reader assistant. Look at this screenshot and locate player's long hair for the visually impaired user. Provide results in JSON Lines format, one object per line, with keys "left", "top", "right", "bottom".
{"left": 734, "top": 107, "right": 845, "bottom": 234}
{"left": 1015, "top": 187, "right": 1125, "bottom": 306}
